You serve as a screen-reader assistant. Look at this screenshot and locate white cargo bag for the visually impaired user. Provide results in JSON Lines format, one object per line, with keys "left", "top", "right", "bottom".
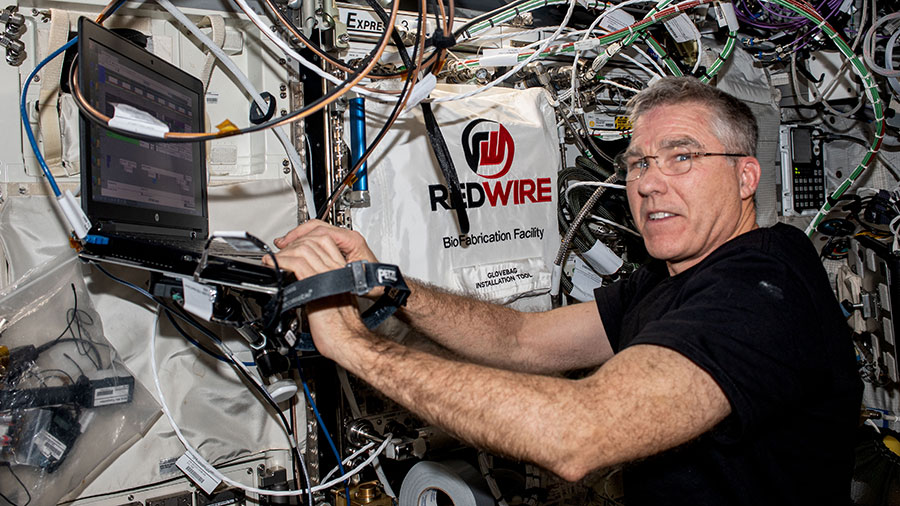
{"left": 352, "top": 86, "right": 560, "bottom": 306}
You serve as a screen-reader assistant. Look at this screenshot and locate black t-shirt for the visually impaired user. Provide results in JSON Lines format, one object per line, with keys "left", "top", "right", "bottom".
{"left": 594, "top": 224, "right": 862, "bottom": 505}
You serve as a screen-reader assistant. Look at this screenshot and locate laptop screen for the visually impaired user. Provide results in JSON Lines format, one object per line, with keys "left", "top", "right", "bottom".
{"left": 79, "top": 18, "right": 208, "bottom": 238}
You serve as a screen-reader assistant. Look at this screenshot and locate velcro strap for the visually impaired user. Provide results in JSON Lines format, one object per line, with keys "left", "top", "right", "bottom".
{"left": 421, "top": 102, "right": 470, "bottom": 234}
{"left": 281, "top": 261, "right": 410, "bottom": 330}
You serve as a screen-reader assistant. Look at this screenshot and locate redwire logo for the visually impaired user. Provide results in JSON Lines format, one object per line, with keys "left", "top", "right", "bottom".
{"left": 462, "top": 119, "right": 515, "bottom": 179}
{"left": 428, "top": 119, "right": 552, "bottom": 212}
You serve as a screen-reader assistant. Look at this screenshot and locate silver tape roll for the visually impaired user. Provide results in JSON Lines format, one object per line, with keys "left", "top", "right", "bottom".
{"left": 399, "top": 460, "right": 494, "bottom": 506}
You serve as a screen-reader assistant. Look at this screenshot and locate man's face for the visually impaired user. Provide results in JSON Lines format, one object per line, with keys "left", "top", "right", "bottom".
{"left": 625, "top": 103, "right": 758, "bottom": 275}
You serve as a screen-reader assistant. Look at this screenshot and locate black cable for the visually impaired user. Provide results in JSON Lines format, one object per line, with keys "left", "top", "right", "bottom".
{"left": 260, "top": 0, "right": 438, "bottom": 78}
{"left": 0, "top": 464, "right": 31, "bottom": 506}
{"left": 33, "top": 368, "right": 76, "bottom": 386}
{"left": 35, "top": 338, "right": 106, "bottom": 366}
{"left": 92, "top": 263, "right": 311, "bottom": 504}
{"left": 62, "top": 353, "right": 86, "bottom": 378}
{"left": 70, "top": 2, "right": 401, "bottom": 145}
{"left": 316, "top": 0, "right": 426, "bottom": 219}
{"left": 161, "top": 308, "right": 236, "bottom": 364}
{"left": 452, "top": 0, "right": 532, "bottom": 40}
{"left": 34, "top": 285, "right": 103, "bottom": 369}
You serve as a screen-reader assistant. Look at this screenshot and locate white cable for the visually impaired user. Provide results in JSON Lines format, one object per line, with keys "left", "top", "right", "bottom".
{"left": 866, "top": 418, "right": 882, "bottom": 433}
{"left": 864, "top": 11, "right": 900, "bottom": 77}
{"left": 229, "top": 0, "right": 395, "bottom": 100}
{"left": 569, "top": 8, "right": 615, "bottom": 110}
{"left": 321, "top": 440, "right": 380, "bottom": 482}
{"left": 691, "top": 31, "right": 702, "bottom": 75}
{"left": 595, "top": 78, "right": 642, "bottom": 93}
{"left": 432, "top": 0, "right": 580, "bottom": 103}
{"left": 620, "top": 51, "right": 662, "bottom": 78}
{"left": 890, "top": 213, "right": 900, "bottom": 252}
{"left": 373, "top": 458, "right": 397, "bottom": 498}
{"left": 588, "top": 214, "right": 641, "bottom": 236}
{"left": 468, "top": 26, "right": 570, "bottom": 43}
{"left": 335, "top": 365, "right": 394, "bottom": 497}
{"left": 156, "top": 0, "right": 316, "bottom": 217}
{"left": 151, "top": 312, "right": 392, "bottom": 497}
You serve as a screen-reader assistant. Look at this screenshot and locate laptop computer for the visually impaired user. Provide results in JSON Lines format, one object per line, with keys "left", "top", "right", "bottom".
{"left": 76, "top": 17, "right": 283, "bottom": 294}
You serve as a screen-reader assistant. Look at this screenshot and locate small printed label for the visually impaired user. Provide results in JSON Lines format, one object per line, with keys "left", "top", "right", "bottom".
{"left": 419, "top": 490, "right": 438, "bottom": 506}
{"left": 574, "top": 39, "right": 599, "bottom": 51}
{"left": 480, "top": 48, "right": 520, "bottom": 67}
{"left": 176, "top": 452, "right": 221, "bottom": 495}
{"left": 456, "top": 257, "right": 550, "bottom": 303}
{"left": 599, "top": 9, "right": 635, "bottom": 32}
{"left": 93, "top": 384, "right": 132, "bottom": 407}
{"left": 182, "top": 279, "right": 216, "bottom": 321}
{"left": 664, "top": 13, "right": 699, "bottom": 43}
{"left": 35, "top": 430, "right": 66, "bottom": 461}
{"left": 713, "top": 2, "right": 740, "bottom": 31}
{"left": 160, "top": 456, "right": 179, "bottom": 476}
{"left": 206, "top": 93, "right": 219, "bottom": 104}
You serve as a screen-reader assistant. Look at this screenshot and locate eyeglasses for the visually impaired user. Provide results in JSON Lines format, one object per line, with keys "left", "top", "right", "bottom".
{"left": 615, "top": 147, "right": 748, "bottom": 182}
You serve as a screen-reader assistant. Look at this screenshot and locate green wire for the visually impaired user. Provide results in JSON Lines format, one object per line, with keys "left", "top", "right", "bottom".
{"left": 444, "top": 0, "right": 882, "bottom": 226}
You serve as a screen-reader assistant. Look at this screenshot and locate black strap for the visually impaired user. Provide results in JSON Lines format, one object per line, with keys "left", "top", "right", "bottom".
{"left": 426, "top": 27, "right": 457, "bottom": 50}
{"left": 421, "top": 102, "right": 470, "bottom": 234}
{"left": 280, "top": 261, "right": 411, "bottom": 331}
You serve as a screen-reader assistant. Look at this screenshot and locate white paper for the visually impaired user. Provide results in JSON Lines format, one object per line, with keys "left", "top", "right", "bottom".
{"left": 574, "top": 39, "right": 600, "bottom": 52}
{"left": 108, "top": 103, "right": 169, "bottom": 138}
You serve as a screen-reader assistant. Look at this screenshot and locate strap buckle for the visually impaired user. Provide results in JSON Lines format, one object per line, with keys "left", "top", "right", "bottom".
{"left": 349, "top": 260, "right": 370, "bottom": 296}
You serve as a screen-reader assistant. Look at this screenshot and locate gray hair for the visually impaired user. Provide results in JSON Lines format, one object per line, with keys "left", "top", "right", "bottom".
{"left": 626, "top": 77, "right": 758, "bottom": 157}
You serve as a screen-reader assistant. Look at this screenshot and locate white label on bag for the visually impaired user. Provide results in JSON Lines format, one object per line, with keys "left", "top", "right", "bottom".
{"left": 35, "top": 430, "right": 66, "bottom": 461}
{"left": 455, "top": 258, "right": 550, "bottom": 303}
{"left": 93, "top": 384, "right": 132, "bottom": 406}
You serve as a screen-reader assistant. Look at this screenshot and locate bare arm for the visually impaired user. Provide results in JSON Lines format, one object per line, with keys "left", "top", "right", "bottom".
{"left": 311, "top": 302, "right": 732, "bottom": 482}
{"left": 398, "top": 280, "right": 612, "bottom": 373}
{"left": 274, "top": 221, "right": 732, "bottom": 480}
{"left": 274, "top": 220, "right": 613, "bottom": 373}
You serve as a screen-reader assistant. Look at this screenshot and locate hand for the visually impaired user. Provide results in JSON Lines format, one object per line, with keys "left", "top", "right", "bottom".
{"left": 274, "top": 219, "right": 377, "bottom": 265}
{"left": 267, "top": 220, "right": 372, "bottom": 360}
{"left": 271, "top": 220, "right": 385, "bottom": 298}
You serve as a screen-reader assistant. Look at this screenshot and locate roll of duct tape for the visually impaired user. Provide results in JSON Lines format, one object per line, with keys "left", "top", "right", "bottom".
{"left": 399, "top": 460, "right": 494, "bottom": 506}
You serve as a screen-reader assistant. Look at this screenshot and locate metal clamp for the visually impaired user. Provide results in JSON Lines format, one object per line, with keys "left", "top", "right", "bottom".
{"left": 349, "top": 260, "right": 369, "bottom": 296}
